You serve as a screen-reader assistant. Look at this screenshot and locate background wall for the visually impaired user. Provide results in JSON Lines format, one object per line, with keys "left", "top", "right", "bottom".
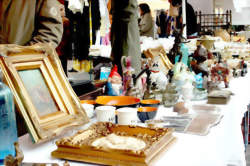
{"left": 137, "top": 0, "right": 170, "bottom": 18}
{"left": 187, "top": 0, "right": 213, "bottom": 14}
{"left": 137, "top": 0, "right": 250, "bottom": 25}
{"left": 215, "top": 0, "right": 250, "bottom": 25}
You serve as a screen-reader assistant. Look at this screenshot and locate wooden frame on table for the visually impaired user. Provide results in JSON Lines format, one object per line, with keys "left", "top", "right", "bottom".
{"left": 0, "top": 44, "right": 89, "bottom": 143}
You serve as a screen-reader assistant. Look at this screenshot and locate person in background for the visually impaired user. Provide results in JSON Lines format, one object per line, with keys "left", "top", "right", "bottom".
{"left": 156, "top": 9, "right": 171, "bottom": 38}
{"left": 110, "top": 0, "right": 141, "bottom": 76}
{"left": 176, "top": 0, "right": 198, "bottom": 36}
{"left": 0, "top": 0, "right": 63, "bottom": 48}
{"left": 138, "top": 3, "right": 154, "bottom": 38}
{"left": 56, "top": 0, "right": 71, "bottom": 76}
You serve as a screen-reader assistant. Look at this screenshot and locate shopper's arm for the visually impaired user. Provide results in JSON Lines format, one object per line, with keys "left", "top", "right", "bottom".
{"left": 28, "top": 0, "right": 63, "bottom": 48}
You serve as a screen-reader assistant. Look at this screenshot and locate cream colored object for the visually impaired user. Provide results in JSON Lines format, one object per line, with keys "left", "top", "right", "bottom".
{"left": 95, "top": 106, "right": 116, "bottom": 123}
{"left": 227, "top": 59, "right": 241, "bottom": 69}
{"left": 117, "top": 107, "right": 137, "bottom": 125}
{"left": 143, "top": 46, "right": 173, "bottom": 74}
{"left": 214, "top": 29, "right": 230, "bottom": 42}
{"left": 68, "top": 0, "right": 84, "bottom": 14}
{"left": 92, "top": 133, "right": 146, "bottom": 151}
{"left": 72, "top": 130, "right": 94, "bottom": 144}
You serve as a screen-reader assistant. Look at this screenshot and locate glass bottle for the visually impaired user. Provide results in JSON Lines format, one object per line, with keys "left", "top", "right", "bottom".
{"left": 0, "top": 82, "right": 17, "bottom": 164}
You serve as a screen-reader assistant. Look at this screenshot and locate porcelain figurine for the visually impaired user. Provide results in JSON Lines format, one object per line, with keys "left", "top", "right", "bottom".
{"left": 191, "top": 45, "right": 209, "bottom": 77}
{"left": 210, "top": 61, "right": 229, "bottom": 88}
{"left": 195, "top": 73, "right": 203, "bottom": 89}
{"left": 173, "top": 61, "right": 195, "bottom": 92}
{"left": 181, "top": 81, "right": 193, "bottom": 102}
{"left": 240, "top": 57, "right": 247, "bottom": 77}
{"left": 232, "top": 68, "right": 241, "bottom": 77}
{"left": 174, "top": 43, "right": 189, "bottom": 66}
{"left": 121, "top": 56, "right": 134, "bottom": 95}
{"left": 106, "top": 65, "right": 123, "bottom": 96}
{"left": 149, "top": 61, "right": 168, "bottom": 91}
{"left": 121, "top": 56, "right": 147, "bottom": 98}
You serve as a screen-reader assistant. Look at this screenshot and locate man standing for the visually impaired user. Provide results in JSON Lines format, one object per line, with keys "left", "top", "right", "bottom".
{"left": 110, "top": 0, "right": 141, "bottom": 75}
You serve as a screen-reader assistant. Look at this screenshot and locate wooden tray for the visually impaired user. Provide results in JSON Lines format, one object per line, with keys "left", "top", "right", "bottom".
{"left": 51, "top": 122, "right": 175, "bottom": 166}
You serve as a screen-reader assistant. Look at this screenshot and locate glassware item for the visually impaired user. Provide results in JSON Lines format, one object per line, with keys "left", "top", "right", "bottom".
{"left": 163, "top": 83, "right": 179, "bottom": 107}
{"left": 0, "top": 82, "right": 17, "bottom": 163}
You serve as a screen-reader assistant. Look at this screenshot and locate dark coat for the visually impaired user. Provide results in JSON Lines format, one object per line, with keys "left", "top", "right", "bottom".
{"left": 110, "top": 0, "right": 141, "bottom": 75}
{"left": 65, "top": 0, "right": 101, "bottom": 61}
{"left": 178, "top": 2, "right": 198, "bottom": 35}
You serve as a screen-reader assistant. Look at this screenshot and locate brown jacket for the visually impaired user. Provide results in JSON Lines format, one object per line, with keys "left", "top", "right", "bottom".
{"left": 0, "top": 0, "right": 63, "bottom": 48}
{"left": 139, "top": 13, "right": 154, "bottom": 38}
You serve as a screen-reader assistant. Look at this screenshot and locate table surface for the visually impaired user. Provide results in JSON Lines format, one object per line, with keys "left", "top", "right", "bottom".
{"left": 19, "top": 72, "right": 250, "bottom": 166}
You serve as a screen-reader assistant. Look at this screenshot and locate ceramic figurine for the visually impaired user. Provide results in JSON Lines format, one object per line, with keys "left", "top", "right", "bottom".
{"left": 180, "top": 43, "right": 189, "bottom": 66}
{"left": 195, "top": 73, "right": 203, "bottom": 89}
{"left": 4, "top": 142, "right": 23, "bottom": 166}
{"left": 149, "top": 61, "right": 168, "bottom": 91}
{"left": 210, "top": 61, "right": 229, "bottom": 88}
{"left": 106, "top": 65, "right": 123, "bottom": 96}
{"left": 121, "top": 56, "right": 148, "bottom": 98}
{"left": 191, "top": 45, "right": 209, "bottom": 77}
{"left": 240, "top": 58, "right": 247, "bottom": 77}
{"left": 173, "top": 61, "right": 195, "bottom": 92}
{"left": 121, "top": 56, "right": 134, "bottom": 95}
{"left": 232, "top": 68, "right": 241, "bottom": 77}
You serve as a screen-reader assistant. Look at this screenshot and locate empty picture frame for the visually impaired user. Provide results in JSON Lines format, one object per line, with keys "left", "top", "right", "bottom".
{"left": 0, "top": 44, "right": 89, "bottom": 143}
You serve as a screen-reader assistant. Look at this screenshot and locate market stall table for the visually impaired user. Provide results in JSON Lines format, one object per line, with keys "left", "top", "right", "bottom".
{"left": 18, "top": 72, "right": 250, "bottom": 166}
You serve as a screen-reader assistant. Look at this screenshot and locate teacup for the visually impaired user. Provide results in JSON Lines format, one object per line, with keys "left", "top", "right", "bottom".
{"left": 117, "top": 107, "right": 137, "bottom": 125}
{"left": 95, "top": 106, "right": 116, "bottom": 123}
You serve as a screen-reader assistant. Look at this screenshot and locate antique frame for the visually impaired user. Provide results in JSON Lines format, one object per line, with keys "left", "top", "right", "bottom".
{"left": 0, "top": 44, "right": 89, "bottom": 143}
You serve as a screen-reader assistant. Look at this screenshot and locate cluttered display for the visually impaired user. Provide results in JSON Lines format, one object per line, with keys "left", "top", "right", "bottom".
{"left": 0, "top": 27, "right": 249, "bottom": 166}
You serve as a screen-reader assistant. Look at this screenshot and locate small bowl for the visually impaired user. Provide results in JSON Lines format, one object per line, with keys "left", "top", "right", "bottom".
{"left": 137, "top": 107, "right": 158, "bottom": 123}
{"left": 140, "top": 99, "right": 160, "bottom": 107}
{"left": 95, "top": 96, "right": 140, "bottom": 108}
{"left": 80, "top": 100, "right": 96, "bottom": 105}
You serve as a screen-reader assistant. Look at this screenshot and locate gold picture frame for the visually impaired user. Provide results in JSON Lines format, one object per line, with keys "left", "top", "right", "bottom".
{"left": 0, "top": 44, "right": 89, "bottom": 143}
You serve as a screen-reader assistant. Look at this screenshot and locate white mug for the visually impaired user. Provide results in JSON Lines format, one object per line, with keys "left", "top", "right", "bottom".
{"left": 95, "top": 106, "right": 116, "bottom": 123}
{"left": 117, "top": 107, "right": 137, "bottom": 125}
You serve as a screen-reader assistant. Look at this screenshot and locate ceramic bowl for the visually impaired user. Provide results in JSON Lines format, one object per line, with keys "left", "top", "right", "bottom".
{"left": 80, "top": 100, "right": 96, "bottom": 105}
{"left": 140, "top": 99, "right": 160, "bottom": 107}
{"left": 95, "top": 96, "right": 140, "bottom": 108}
{"left": 137, "top": 107, "right": 158, "bottom": 123}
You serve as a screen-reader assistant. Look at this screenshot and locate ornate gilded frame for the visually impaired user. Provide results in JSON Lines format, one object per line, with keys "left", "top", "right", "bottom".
{"left": 0, "top": 44, "right": 89, "bottom": 143}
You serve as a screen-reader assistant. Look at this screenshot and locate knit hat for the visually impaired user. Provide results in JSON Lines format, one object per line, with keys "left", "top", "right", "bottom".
{"left": 109, "top": 65, "right": 121, "bottom": 78}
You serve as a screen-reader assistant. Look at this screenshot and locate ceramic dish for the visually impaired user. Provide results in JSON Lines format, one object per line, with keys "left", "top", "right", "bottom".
{"left": 95, "top": 96, "right": 140, "bottom": 108}
{"left": 137, "top": 107, "right": 158, "bottom": 123}
{"left": 80, "top": 100, "right": 96, "bottom": 105}
{"left": 140, "top": 99, "right": 160, "bottom": 107}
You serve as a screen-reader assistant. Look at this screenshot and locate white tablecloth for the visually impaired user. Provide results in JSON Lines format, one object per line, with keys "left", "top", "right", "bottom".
{"left": 19, "top": 72, "right": 250, "bottom": 166}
